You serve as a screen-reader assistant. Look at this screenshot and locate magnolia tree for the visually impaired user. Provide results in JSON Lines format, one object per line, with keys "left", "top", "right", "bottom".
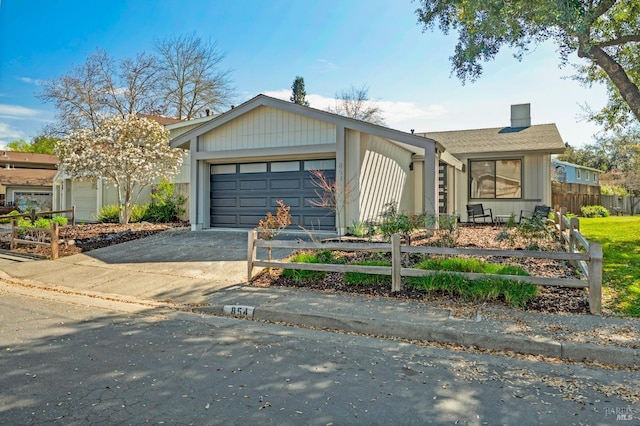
{"left": 56, "top": 115, "right": 186, "bottom": 224}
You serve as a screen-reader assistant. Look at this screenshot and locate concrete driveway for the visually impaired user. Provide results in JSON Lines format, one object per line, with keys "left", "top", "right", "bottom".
{"left": 0, "top": 228, "right": 280, "bottom": 304}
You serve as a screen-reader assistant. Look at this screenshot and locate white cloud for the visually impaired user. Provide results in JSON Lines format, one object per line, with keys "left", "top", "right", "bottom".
{"left": 262, "top": 90, "right": 446, "bottom": 131}
{"left": 0, "top": 104, "right": 40, "bottom": 119}
{"left": 0, "top": 122, "right": 25, "bottom": 148}
{"left": 313, "top": 59, "right": 339, "bottom": 73}
{"left": 18, "top": 77, "right": 45, "bottom": 86}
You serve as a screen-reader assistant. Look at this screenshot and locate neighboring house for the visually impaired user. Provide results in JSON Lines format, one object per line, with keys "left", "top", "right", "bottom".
{"left": 0, "top": 151, "right": 58, "bottom": 212}
{"left": 552, "top": 159, "right": 601, "bottom": 186}
{"left": 418, "top": 103, "right": 565, "bottom": 222}
{"left": 170, "top": 94, "right": 463, "bottom": 232}
{"left": 53, "top": 114, "right": 214, "bottom": 223}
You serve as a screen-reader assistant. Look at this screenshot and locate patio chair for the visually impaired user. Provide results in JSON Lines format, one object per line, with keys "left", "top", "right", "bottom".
{"left": 466, "top": 203, "right": 493, "bottom": 224}
{"left": 519, "top": 205, "right": 551, "bottom": 223}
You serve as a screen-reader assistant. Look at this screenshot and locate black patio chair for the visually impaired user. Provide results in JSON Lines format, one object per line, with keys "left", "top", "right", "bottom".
{"left": 466, "top": 203, "right": 493, "bottom": 224}
{"left": 519, "top": 205, "right": 551, "bottom": 223}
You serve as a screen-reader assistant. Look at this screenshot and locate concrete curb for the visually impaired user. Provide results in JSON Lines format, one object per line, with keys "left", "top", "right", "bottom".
{"left": 246, "top": 306, "right": 639, "bottom": 368}
{"left": 3, "top": 278, "right": 638, "bottom": 368}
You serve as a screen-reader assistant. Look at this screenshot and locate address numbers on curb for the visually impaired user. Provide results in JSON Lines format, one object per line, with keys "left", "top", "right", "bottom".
{"left": 223, "top": 305, "right": 255, "bottom": 318}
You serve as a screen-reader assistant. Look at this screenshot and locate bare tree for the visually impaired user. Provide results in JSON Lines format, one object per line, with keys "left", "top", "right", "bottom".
{"left": 40, "top": 35, "right": 235, "bottom": 134}
{"left": 326, "top": 84, "right": 386, "bottom": 126}
{"left": 154, "top": 33, "right": 234, "bottom": 119}
{"left": 40, "top": 49, "right": 161, "bottom": 134}
{"left": 40, "top": 49, "right": 111, "bottom": 132}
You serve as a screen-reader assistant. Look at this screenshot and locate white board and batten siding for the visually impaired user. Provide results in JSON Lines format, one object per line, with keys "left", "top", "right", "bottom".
{"left": 358, "top": 134, "right": 413, "bottom": 222}
{"left": 199, "top": 106, "right": 336, "bottom": 152}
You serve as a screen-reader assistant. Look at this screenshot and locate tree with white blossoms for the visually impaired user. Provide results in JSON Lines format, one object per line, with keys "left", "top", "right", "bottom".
{"left": 55, "top": 115, "right": 186, "bottom": 224}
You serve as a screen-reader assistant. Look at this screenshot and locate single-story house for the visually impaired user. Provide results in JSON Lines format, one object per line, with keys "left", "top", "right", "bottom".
{"left": 418, "top": 104, "right": 565, "bottom": 221}
{"left": 170, "top": 94, "right": 462, "bottom": 232}
{"left": 0, "top": 151, "right": 58, "bottom": 212}
{"left": 551, "top": 159, "right": 601, "bottom": 186}
{"left": 53, "top": 114, "right": 214, "bottom": 223}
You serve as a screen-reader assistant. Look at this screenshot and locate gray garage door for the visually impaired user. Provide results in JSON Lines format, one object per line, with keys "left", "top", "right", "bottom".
{"left": 210, "top": 160, "right": 336, "bottom": 229}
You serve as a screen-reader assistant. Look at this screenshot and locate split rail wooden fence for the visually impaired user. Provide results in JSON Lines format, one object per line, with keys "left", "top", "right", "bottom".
{"left": 0, "top": 206, "right": 76, "bottom": 260}
{"left": 247, "top": 211, "right": 603, "bottom": 314}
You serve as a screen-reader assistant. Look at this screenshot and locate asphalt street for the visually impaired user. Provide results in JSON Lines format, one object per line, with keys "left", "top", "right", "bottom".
{"left": 1, "top": 283, "right": 637, "bottom": 425}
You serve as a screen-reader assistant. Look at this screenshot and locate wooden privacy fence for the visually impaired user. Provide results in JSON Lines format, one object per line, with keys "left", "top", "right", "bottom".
{"left": 8, "top": 219, "right": 60, "bottom": 260}
{"left": 247, "top": 228, "right": 603, "bottom": 314}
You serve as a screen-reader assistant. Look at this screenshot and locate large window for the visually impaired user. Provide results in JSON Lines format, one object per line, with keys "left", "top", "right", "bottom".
{"left": 469, "top": 159, "right": 522, "bottom": 199}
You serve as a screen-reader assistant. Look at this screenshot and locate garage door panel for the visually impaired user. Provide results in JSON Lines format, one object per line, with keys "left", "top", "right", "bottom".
{"left": 270, "top": 179, "right": 301, "bottom": 190}
{"left": 239, "top": 180, "right": 267, "bottom": 190}
{"left": 211, "top": 215, "right": 238, "bottom": 225}
{"left": 275, "top": 197, "right": 300, "bottom": 207}
{"left": 212, "top": 181, "right": 237, "bottom": 191}
{"left": 302, "top": 215, "right": 335, "bottom": 227}
{"left": 211, "top": 198, "right": 237, "bottom": 208}
{"left": 240, "top": 198, "right": 268, "bottom": 208}
{"left": 210, "top": 162, "right": 335, "bottom": 229}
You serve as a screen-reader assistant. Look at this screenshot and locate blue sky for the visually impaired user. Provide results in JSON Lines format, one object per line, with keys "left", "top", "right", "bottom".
{"left": 0, "top": 0, "right": 609, "bottom": 149}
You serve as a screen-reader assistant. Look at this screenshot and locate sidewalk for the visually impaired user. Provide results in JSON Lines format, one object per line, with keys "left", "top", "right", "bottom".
{"left": 0, "top": 228, "right": 638, "bottom": 367}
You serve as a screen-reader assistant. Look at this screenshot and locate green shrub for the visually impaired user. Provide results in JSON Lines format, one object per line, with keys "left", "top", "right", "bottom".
{"left": 130, "top": 204, "right": 147, "bottom": 223}
{"left": 581, "top": 205, "right": 610, "bottom": 218}
{"left": 52, "top": 216, "right": 68, "bottom": 227}
{"left": 97, "top": 204, "right": 148, "bottom": 223}
{"left": 143, "top": 180, "right": 186, "bottom": 223}
{"left": 349, "top": 220, "right": 368, "bottom": 238}
{"left": 407, "top": 258, "right": 537, "bottom": 307}
{"left": 601, "top": 185, "right": 628, "bottom": 197}
{"left": 0, "top": 210, "right": 20, "bottom": 224}
{"left": 344, "top": 259, "right": 391, "bottom": 285}
{"left": 282, "top": 251, "right": 332, "bottom": 283}
{"left": 96, "top": 205, "right": 120, "bottom": 223}
{"left": 379, "top": 202, "right": 425, "bottom": 241}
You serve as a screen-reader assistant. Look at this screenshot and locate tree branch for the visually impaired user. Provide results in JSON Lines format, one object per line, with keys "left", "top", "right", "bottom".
{"left": 599, "top": 34, "right": 640, "bottom": 48}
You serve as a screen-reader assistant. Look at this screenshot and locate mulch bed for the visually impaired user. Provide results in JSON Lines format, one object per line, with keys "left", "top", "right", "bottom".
{"left": 251, "top": 225, "right": 590, "bottom": 314}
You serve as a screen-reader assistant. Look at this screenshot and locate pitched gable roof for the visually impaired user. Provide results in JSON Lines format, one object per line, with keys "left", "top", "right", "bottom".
{"left": 419, "top": 124, "right": 565, "bottom": 155}
{"left": 137, "top": 113, "right": 184, "bottom": 126}
{"left": 170, "top": 94, "right": 440, "bottom": 153}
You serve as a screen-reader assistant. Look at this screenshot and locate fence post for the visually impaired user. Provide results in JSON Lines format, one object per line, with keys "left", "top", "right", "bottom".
{"left": 247, "top": 230, "right": 257, "bottom": 282}
{"left": 30, "top": 208, "right": 36, "bottom": 223}
{"left": 569, "top": 217, "right": 579, "bottom": 254}
{"left": 391, "top": 233, "right": 402, "bottom": 292}
{"left": 560, "top": 207, "right": 567, "bottom": 232}
{"left": 72, "top": 205, "right": 76, "bottom": 226}
{"left": 50, "top": 222, "right": 59, "bottom": 260}
{"left": 588, "top": 242, "right": 603, "bottom": 315}
{"left": 10, "top": 218, "right": 17, "bottom": 250}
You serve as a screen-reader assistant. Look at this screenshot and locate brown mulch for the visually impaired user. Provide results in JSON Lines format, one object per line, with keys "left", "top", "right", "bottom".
{"left": 252, "top": 225, "right": 590, "bottom": 315}
{"left": 3, "top": 222, "right": 590, "bottom": 314}
{"left": 1, "top": 222, "right": 186, "bottom": 258}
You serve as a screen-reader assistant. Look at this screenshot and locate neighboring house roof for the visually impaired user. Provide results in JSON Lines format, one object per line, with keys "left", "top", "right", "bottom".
{"left": 552, "top": 159, "right": 602, "bottom": 174}
{"left": 419, "top": 124, "right": 565, "bottom": 155}
{"left": 137, "top": 113, "right": 185, "bottom": 126}
{"left": 170, "top": 93, "right": 443, "bottom": 157}
{"left": 0, "top": 168, "right": 57, "bottom": 186}
{"left": 0, "top": 151, "right": 58, "bottom": 169}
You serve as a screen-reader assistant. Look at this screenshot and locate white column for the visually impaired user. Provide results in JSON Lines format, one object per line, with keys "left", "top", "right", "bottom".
{"left": 423, "top": 145, "right": 438, "bottom": 218}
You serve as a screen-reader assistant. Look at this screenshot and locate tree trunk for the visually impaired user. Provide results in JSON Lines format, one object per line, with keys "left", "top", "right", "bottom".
{"left": 582, "top": 45, "right": 640, "bottom": 122}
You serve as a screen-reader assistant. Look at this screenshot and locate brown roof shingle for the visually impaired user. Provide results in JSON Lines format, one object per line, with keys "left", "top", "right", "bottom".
{"left": 419, "top": 124, "right": 565, "bottom": 155}
{"left": 0, "top": 151, "right": 58, "bottom": 168}
{"left": 0, "top": 169, "right": 56, "bottom": 186}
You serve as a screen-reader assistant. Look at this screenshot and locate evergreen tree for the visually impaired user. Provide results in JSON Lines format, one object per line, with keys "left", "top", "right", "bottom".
{"left": 290, "top": 76, "right": 309, "bottom": 106}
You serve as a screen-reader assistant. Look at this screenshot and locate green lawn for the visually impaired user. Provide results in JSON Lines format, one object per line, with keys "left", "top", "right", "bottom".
{"left": 578, "top": 216, "right": 640, "bottom": 317}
